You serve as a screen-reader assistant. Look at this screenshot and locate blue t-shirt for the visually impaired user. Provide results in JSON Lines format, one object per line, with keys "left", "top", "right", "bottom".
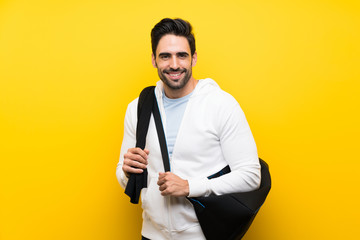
{"left": 162, "top": 91, "right": 193, "bottom": 159}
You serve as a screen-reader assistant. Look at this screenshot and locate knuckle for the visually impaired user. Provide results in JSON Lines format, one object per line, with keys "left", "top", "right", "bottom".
{"left": 134, "top": 147, "right": 142, "bottom": 154}
{"left": 128, "top": 148, "right": 137, "bottom": 154}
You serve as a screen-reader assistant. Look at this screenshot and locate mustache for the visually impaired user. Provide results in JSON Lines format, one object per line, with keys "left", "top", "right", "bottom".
{"left": 163, "top": 68, "right": 187, "bottom": 74}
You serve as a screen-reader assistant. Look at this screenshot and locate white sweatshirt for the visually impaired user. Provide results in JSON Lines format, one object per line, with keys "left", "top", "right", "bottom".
{"left": 116, "top": 78, "right": 261, "bottom": 240}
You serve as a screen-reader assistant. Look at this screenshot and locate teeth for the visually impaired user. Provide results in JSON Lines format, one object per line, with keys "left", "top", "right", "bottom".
{"left": 169, "top": 73, "right": 181, "bottom": 76}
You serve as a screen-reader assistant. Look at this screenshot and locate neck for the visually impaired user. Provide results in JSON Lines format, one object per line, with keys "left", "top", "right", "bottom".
{"left": 164, "top": 77, "right": 198, "bottom": 99}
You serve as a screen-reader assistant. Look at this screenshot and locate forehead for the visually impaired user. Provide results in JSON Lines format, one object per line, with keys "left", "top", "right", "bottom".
{"left": 156, "top": 34, "right": 191, "bottom": 55}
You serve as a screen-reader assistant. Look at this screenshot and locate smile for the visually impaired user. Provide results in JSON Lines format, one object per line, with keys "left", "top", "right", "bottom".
{"left": 169, "top": 73, "right": 181, "bottom": 77}
{"left": 165, "top": 71, "right": 184, "bottom": 80}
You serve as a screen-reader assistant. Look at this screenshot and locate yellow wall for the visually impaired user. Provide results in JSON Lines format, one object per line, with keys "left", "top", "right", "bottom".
{"left": 1, "top": 0, "right": 359, "bottom": 239}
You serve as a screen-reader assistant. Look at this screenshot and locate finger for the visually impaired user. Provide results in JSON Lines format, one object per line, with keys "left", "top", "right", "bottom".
{"left": 158, "top": 172, "right": 166, "bottom": 180}
{"left": 124, "top": 152, "right": 148, "bottom": 165}
{"left": 161, "top": 188, "right": 171, "bottom": 196}
{"left": 122, "top": 165, "right": 144, "bottom": 174}
{"left": 157, "top": 176, "right": 167, "bottom": 185}
{"left": 124, "top": 159, "right": 147, "bottom": 169}
{"left": 128, "top": 147, "right": 149, "bottom": 161}
{"left": 157, "top": 173, "right": 166, "bottom": 185}
{"left": 123, "top": 160, "right": 146, "bottom": 170}
{"left": 159, "top": 184, "right": 167, "bottom": 192}
{"left": 144, "top": 149, "right": 150, "bottom": 155}
{"left": 157, "top": 178, "right": 166, "bottom": 186}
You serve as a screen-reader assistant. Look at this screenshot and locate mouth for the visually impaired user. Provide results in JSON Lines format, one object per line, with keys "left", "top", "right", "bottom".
{"left": 164, "top": 70, "right": 185, "bottom": 80}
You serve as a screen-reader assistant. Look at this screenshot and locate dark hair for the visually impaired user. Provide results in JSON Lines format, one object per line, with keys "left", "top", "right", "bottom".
{"left": 151, "top": 18, "right": 196, "bottom": 57}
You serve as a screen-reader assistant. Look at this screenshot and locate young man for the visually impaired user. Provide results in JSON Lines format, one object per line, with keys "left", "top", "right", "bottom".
{"left": 116, "top": 18, "right": 260, "bottom": 240}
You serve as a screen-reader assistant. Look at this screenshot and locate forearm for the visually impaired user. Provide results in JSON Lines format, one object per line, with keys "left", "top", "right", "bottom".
{"left": 187, "top": 156, "right": 260, "bottom": 197}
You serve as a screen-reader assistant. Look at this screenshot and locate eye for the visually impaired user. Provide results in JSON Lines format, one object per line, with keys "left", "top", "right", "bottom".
{"left": 178, "top": 53, "right": 188, "bottom": 58}
{"left": 159, "top": 54, "right": 170, "bottom": 60}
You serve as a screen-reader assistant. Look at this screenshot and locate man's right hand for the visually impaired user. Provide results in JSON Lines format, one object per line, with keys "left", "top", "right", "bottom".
{"left": 122, "top": 147, "right": 149, "bottom": 178}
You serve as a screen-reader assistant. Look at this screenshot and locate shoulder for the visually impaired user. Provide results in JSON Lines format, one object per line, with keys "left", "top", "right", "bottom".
{"left": 195, "top": 78, "right": 239, "bottom": 109}
{"left": 126, "top": 85, "right": 157, "bottom": 118}
{"left": 126, "top": 97, "right": 139, "bottom": 112}
{"left": 128, "top": 97, "right": 139, "bottom": 109}
{"left": 124, "top": 97, "right": 139, "bottom": 123}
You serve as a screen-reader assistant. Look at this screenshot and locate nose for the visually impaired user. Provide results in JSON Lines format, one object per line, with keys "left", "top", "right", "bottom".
{"left": 169, "top": 56, "right": 179, "bottom": 70}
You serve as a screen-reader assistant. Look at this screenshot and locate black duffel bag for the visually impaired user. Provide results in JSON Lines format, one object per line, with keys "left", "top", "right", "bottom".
{"left": 188, "top": 159, "right": 271, "bottom": 240}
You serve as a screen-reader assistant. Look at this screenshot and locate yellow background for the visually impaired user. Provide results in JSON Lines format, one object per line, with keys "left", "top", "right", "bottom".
{"left": 1, "top": 0, "right": 359, "bottom": 239}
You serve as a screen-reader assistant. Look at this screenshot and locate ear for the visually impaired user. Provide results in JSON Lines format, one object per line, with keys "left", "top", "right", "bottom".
{"left": 151, "top": 53, "right": 157, "bottom": 68}
{"left": 191, "top": 51, "right": 197, "bottom": 67}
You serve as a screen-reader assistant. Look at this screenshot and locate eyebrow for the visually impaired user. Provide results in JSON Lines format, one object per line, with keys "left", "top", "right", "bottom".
{"left": 158, "top": 52, "right": 171, "bottom": 57}
{"left": 177, "top": 52, "right": 189, "bottom": 56}
{"left": 158, "top": 52, "right": 189, "bottom": 57}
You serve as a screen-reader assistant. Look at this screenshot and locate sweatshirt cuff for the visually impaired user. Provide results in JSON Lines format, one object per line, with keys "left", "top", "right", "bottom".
{"left": 187, "top": 178, "right": 210, "bottom": 197}
{"left": 120, "top": 170, "right": 129, "bottom": 187}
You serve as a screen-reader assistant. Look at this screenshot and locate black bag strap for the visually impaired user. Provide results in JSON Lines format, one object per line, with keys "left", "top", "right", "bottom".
{"left": 124, "top": 86, "right": 154, "bottom": 204}
{"left": 136, "top": 86, "right": 155, "bottom": 149}
{"left": 152, "top": 95, "right": 171, "bottom": 172}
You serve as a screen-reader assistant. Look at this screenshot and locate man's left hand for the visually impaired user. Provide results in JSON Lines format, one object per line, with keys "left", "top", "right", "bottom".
{"left": 157, "top": 172, "right": 189, "bottom": 197}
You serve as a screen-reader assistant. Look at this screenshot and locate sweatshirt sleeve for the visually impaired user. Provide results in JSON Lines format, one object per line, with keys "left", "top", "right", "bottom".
{"left": 116, "top": 99, "right": 138, "bottom": 189}
{"left": 188, "top": 102, "right": 261, "bottom": 197}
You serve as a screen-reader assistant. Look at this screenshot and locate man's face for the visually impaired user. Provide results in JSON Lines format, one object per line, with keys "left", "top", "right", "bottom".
{"left": 152, "top": 34, "right": 197, "bottom": 90}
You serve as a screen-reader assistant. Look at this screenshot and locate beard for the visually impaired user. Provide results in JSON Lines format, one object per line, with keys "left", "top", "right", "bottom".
{"left": 157, "top": 67, "right": 192, "bottom": 90}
